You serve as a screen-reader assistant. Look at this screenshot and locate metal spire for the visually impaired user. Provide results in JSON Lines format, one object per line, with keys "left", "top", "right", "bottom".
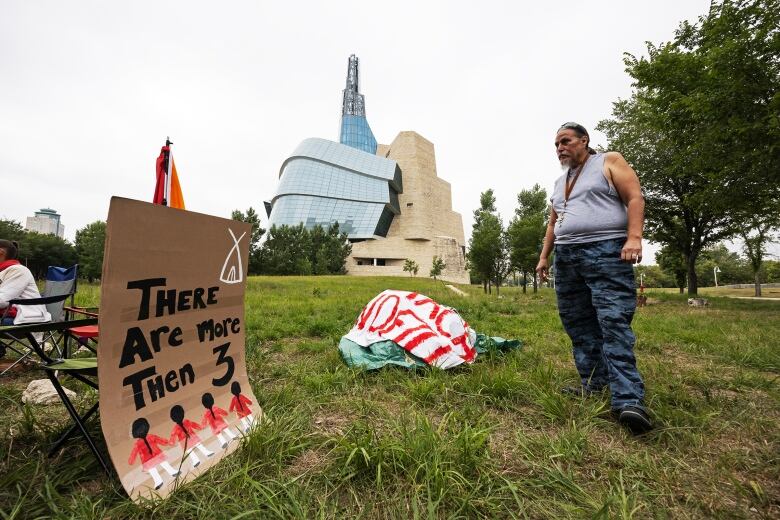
{"left": 341, "top": 54, "right": 365, "bottom": 116}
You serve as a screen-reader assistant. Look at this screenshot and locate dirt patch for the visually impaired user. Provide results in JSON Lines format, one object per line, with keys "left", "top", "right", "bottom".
{"left": 0, "top": 363, "right": 40, "bottom": 389}
{"left": 483, "top": 411, "right": 519, "bottom": 467}
{"left": 0, "top": 360, "right": 28, "bottom": 375}
{"left": 653, "top": 349, "right": 713, "bottom": 372}
{"left": 76, "top": 479, "right": 106, "bottom": 495}
{"left": 285, "top": 447, "right": 328, "bottom": 478}
{"left": 313, "top": 411, "right": 351, "bottom": 436}
{"left": 371, "top": 395, "right": 406, "bottom": 420}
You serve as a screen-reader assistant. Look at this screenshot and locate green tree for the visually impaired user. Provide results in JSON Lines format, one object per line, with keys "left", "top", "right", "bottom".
{"left": 231, "top": 207, "right": 266, "bottom": 275}
{"left": 403, "top": 259, "right": 419, "bottom": 277}
{"left": 75, "top": 221, "right": 106, "bottom": 282}
{"left": 491, "top": 230, "right": 512, "bottom": 296}
{"left": 762, "top": 260, "right": 780, "bottom": 283}
{"left": 429, "top": 255, "right": 445, "bottom": 281}
{"left": 468, "top": 189, "right": 506, "bottom": 294}
{"left": 313, "top": 223, "right": 352, "bottom": 275}
{"left": 18, "top": 232, "right": 77, "bottom": 279}
{"left": 655, "top": 244, "right": 688, "bottom": 293}
{"left": 0, "top": 219, "right": 26, "bottom": 243}
{"left": 258, "top": 223, "right": 350, "bottom": 276}
{"left": 507, "top": 184, "right": 548, "bottom": 293}
{"left": 740, "top": 215, "right": 779, "bottom": 296}
{"left": 260, "top": 224, "right": 312, "bottom": 275}
{"left": 635, "top": 265, "right": 675, "bottom": 288}
{"left": 598, "top": 0, "right": 780, "bottom": 294}
{"left": 697, "top": 244, "right": 751, "bottom": 287}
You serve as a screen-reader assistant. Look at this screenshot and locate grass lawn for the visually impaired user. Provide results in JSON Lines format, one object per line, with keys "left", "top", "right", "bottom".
{"left": 653, "top": 286, "right": 780, "bottom": 299}
{"left": 1, "top": 276, "right": 778, "bottom": 518}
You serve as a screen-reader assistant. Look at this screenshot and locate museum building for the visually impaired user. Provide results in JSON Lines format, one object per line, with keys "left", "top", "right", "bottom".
{"left": 266, "top": 55, "right": 469, "bottom": 284}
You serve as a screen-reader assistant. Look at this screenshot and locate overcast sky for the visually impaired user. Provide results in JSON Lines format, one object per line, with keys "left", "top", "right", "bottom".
{"left": 4, "top": 0, "right": 744, "bottom": 264}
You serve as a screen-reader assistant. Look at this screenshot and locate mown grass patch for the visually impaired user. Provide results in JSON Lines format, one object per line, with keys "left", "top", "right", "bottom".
{"left": 1, "top": 277, "right": 778, "bottom": 518}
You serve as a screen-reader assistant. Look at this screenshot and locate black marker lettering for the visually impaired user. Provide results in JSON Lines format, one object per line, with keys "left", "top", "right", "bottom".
{"left": 119, "top": 327, "right": 154, "bottom": 368}
{"left": 156, "top": 289, "right": 176, "bottom": 318}
{"left": 177, "top": 290, "right": 192, "bottom": 312}
{"left": 164, "top": 370, "right": 179, "bottom": 392}
{"left": 122, "top": 366, "right": 157, "bottom": 410}
{"left": 179, "top": 363, "right": 195, "bottom": 385}
{"left": 197, "top": 319, "right": 215, "bottom": 342}
{"left": 147, "top": 374, "right": 166, "bottom": 402}
{"left": 212, "top": 342, "right": 234, "bottom": 386}
{"left": 169, "top": 326, "right": 183, "bottom": 346}
{"left": 149, "top": 326, "right": 170, "bottom": 353}
{"left": 126, "top": 278, "right": 167, "bottom": 320}
{"left": 193, "top": 287, "right": 206, "bottom": 309}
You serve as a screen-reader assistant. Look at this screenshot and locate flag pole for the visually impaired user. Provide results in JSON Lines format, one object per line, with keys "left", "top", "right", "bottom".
{"left": 164, "top": 136, "right": 173, "bottom": 207}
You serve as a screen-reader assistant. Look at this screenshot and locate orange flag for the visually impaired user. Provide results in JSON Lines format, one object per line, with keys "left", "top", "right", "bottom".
{"left": 168, "top": 157, "right": 185, "bottom": 209}
{"left": 154, "top": 141, "right": 186, "bottom": 209}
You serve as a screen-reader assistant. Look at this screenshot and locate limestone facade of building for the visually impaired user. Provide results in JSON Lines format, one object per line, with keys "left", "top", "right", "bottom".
{"left": 349, "top": 131, "right": 469, "bottom": 284}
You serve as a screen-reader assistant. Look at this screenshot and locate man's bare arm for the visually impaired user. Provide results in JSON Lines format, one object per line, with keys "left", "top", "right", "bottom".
{"left": 535, "top": 207, "right": 558, "bottom": 280}
{"left": 605, "top": 151, "right": 645, "bottom": 263}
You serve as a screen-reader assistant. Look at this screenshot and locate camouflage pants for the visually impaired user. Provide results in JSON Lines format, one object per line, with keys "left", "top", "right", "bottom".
{"left": 554, "top": 238, "right": 645, "bottom": 410}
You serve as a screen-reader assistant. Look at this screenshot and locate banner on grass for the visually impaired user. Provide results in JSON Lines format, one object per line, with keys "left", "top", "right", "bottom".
{"left": 98, "top": 197, "right": 260, "bottom": 502}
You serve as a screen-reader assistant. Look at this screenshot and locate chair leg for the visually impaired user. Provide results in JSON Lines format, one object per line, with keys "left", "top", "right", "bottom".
{"left": 49, "top": 401, "right": 100, "bottom": 455}
{"left": 63, "top": 331, "right": 71, "bottom": 359}
{"left": 44, "top": 371, "right": 111, "bottom": 476}
{"left": 0, "top": 350, "right": 33, "bottom": 377}
{"left": 83, "top": 339, "right": 97, "bottom": 354}
{"left": 42, "top": 331, "right": 65, "bottom": 359}
{"left": 2, "top": 341, "right": 27, "bottom": 357}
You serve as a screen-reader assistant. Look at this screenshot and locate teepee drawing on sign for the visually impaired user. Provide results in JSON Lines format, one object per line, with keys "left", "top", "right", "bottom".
{"left": 220, "top": 228, "right": 246, "bottom": 284}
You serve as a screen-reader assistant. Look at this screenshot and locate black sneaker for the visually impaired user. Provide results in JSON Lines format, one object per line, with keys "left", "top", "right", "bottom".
{"left": 617, "top": 405, "right": 653, "bottom": 435}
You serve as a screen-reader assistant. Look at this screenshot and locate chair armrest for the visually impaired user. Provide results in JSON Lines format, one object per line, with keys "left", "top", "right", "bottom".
{"left": 0, "top": 317, "right": 98, "bottom": 335}
{"left": 0, "top": 318, "right": 98, "bottom": 365}
{"left": 8, "top": 293, "right": 72, "bottom": 306}
{"left": 64, "top": 306, "right": 100, "bottom": 318}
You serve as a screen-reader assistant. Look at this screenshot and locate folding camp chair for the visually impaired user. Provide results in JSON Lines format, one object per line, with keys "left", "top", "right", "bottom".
{"left": 0, "top": 265, "right": 78, "bottom": 375}
{"left": 64, "top": 306, "right": 99, "bottom": 355}
{"left": 0, "top": 318, "right": 111, "bottom": 475}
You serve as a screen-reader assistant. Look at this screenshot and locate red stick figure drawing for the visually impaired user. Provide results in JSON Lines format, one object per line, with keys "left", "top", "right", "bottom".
{"left": 128, "top": 418, "right": 179, "bottom": 490}
{"left": 229, "top": 381, "right": 256, "bottom": 433}
{"left": 201, "top": 392, "right": 238, "bottom": 449}
{"left": 169, "top": 405, "right": 214, "bottom": 469}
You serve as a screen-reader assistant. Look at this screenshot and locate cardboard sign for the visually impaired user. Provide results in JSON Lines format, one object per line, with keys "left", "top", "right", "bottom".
{"left": 98, "top": 197, "right": 261, "bottom": 502}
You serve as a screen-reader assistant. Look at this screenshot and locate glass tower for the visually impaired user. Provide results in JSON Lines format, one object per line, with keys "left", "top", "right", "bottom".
{"left": 267, "top": 55, "right": 400, "bottom": 240}
{"left": 339, "top": 55, "right": 377, "bottom": 154}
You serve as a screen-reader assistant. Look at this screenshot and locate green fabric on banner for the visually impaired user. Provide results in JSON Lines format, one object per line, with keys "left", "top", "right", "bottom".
{"left": 339, "top": 334, "right": 522, "bottom": 370}
{"left": 474, "top": 334, "right": 523, "bottom": 354}
{"left": 339, "top": 337, "right": 427, "bottom": 370}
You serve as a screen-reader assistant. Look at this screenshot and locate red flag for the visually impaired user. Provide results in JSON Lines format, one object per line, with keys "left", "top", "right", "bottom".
{"left": 153, "top": 145, "right": 168, "bottom": 205}
{"left": 153, "top": 143, "right": 185, "bottom": 209}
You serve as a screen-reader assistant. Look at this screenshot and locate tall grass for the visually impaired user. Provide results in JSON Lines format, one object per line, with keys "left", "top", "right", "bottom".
{"left": 1, "top": 276, "right": 778, "bottom": 518}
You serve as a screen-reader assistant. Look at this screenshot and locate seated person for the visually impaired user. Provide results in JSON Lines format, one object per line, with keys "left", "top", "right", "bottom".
{"left": 0, "top": 239, "right": 51, "bottom": 326}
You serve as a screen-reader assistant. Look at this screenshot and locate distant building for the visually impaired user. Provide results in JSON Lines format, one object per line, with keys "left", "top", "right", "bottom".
{"left": 339, "top": 55, "right": 378, "bottom": 154}
{"left": 350, "top": 131, "right": 468, "bottom": 283}
{"left": 25, "top": 208, "right": 65, "bottom": 239}
{"left": 266, "top": 55, "right": 468, "bottom": 284}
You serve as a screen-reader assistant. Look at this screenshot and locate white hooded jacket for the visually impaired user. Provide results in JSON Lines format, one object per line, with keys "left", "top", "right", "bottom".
{"left": 0, "top": 263, "right": 52, "bottom": 324}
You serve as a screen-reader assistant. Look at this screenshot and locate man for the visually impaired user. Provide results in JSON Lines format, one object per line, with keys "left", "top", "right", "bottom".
{"left": 0, "top": 239, "right": 51, "bottom": 326}
{"left": 535, "top": 122, "right": 651, "bottom": 434}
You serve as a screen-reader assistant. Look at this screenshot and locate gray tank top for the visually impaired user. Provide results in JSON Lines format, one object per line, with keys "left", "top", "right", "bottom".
{"left": 551, "top": 153, "right": 627, "bottom": 245}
